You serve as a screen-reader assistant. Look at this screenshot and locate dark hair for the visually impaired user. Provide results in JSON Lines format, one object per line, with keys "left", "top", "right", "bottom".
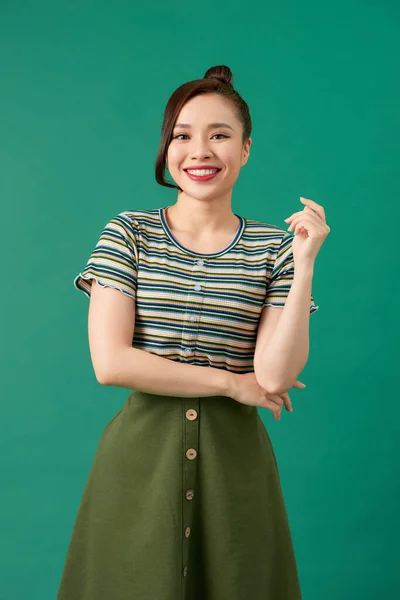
{"left": 155, "top": 65, "right": 252, "bottom": 191}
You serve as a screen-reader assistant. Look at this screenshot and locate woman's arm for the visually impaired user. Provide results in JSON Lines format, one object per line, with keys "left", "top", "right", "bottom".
{"left": 104, "top": 346, "right": 233, "bottom": 398}
{"left": 88, "top": 280, "right": 233, "bottom": 398}
{"left": 254, "top": 263, "right": 314, "bottom": 394}
{"left": 255, "top": 196, "right": 329, "bottom": 394}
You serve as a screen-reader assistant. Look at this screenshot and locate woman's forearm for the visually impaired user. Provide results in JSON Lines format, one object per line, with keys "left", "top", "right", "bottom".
{"left": 101, "top": 346, "right": 233, "bottom": 398}
{"left": 256, "top": 263, "right": 315, "bottom": 393}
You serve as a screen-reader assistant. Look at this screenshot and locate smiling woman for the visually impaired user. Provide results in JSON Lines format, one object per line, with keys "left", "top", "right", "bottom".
{"left": 57, "top": 65, "right": 308, "bottom": 600}
{"left": 156, "top": 70, "right": 252, "bottom": 215}
{"left": 160, "top": 89, "right": 252, "bottom": 238}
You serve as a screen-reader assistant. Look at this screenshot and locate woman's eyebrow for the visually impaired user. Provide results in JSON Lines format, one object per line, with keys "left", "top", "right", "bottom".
{"left": 174, "top": 122, "right": 234, "bottom": 130}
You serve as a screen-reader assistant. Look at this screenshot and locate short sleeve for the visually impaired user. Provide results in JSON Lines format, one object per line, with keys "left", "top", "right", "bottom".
{"left": 264, "top": 233, "right": 319, "bottom": 314}
{"left": 73, "top": 212, "right": 138, "bottom": 300}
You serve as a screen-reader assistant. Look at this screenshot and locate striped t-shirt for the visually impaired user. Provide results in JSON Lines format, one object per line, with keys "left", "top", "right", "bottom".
{"left": 74, "top": 207, "right": 319, "bottom": 374}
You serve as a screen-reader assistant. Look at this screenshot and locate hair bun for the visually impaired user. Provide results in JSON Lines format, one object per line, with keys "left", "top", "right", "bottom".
{"left": 203, "top": 65, "right": 233, "bottom": 86}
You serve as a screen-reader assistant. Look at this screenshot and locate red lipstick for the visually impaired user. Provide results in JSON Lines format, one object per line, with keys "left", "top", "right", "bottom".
{"left": 184, "top": 167, "right": 221, "bottom": 182}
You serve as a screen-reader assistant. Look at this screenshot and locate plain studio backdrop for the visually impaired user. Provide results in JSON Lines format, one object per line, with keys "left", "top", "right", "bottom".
{"left": 0, "top": 1, "right": 398, "bottom": 599}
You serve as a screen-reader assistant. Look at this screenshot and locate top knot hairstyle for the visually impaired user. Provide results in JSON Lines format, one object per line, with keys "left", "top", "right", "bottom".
{"left": 155, "top": 65, "right": 252, "bottom": 191}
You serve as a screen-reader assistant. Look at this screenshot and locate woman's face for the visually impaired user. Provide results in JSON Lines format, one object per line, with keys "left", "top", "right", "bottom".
{"left": 166, "top": 93, "right": 251, "bottom": 201}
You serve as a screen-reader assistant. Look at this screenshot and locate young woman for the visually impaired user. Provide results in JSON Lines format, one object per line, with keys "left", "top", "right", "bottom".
{"left": 57, "top": 64, "right": 330, "bottom": 600}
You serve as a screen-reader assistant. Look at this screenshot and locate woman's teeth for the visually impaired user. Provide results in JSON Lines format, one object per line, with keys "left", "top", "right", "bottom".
{"left": 186, "top": 169, "right": 218, "bottom": 175}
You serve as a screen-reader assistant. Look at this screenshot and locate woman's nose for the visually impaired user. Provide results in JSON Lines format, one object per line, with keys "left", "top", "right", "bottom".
{"left": 187, "top": 136, "right": 214, "bottom": 156}
{"left": 190, "top": 151, "right": 212, "bottom": 160}
{"left": 189, "top": 144, "right": 213, "bottom": 158}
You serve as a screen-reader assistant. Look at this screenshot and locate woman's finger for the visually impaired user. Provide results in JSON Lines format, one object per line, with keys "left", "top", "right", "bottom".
{"left": 300, "top": 197, "right": 326, "bottom": 222}
{"left": 277, "top": 392, "right": 292, "bottom": 412}
{"left": 285, "top": 211, "right": 323, "bottom": 226}
{"left": 269, "top": 393, "right": 292, "bottom": 413}
{"left": 292, "top": 379, "right": 306, "bottom": 389}
{"left": 284, "top": 394, "right": 293, "bottom": 412}
{"left": 285, "top": 200, "right": 327, "bottom": 226}
{"left": 262, "top": 398, "right": 283, "bottom": 419}
{"left": 288, "top": 213, "right": 327, "bottom": 234}
{"left": 266, "top": 394, "right": 284, "bottom": 407}
{"left": 287, "top": 215, "right": 318, "bottom": 232}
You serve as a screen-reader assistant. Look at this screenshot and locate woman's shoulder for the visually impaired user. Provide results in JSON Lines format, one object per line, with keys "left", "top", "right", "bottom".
{"left": 103, "top": 207, "right": 162, "bottom": 233}
{"left": 244, "top": 216, "right": 288, "bottom": 239}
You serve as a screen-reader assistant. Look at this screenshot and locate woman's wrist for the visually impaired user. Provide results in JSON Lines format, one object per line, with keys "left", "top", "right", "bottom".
{"left": 294, "top": 260, "right": 315, "bottom": 277}
{"left": 223, "top": 370, "right": 238, "bottom": 398}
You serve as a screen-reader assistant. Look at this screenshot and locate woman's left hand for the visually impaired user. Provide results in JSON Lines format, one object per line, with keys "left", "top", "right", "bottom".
{"left": 272, "top": 378, "right": 307, "bottom": 420}
{"left": 284, "top": 197, "right": 330, "bottom": 265}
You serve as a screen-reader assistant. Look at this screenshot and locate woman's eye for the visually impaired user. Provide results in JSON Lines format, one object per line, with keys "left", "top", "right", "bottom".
{"left": 173, "top": 133, "right": 229, "bottom": 140}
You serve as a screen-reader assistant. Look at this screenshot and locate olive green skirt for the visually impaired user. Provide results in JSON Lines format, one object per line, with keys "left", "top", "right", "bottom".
{"left": 56, "top": 390, "right": 302, "bottom": 599}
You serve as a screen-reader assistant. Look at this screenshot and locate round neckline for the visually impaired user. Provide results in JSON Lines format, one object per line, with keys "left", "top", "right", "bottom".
{"left": 159, "top": 206, "right": 246, "bottom": 258}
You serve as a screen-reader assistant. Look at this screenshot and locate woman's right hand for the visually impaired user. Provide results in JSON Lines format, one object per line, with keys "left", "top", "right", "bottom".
{"left": 229, "top": 372, "right": 304, "bottom": 420}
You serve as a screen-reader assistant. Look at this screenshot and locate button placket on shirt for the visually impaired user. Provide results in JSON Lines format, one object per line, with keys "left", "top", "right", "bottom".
{"left": 182, "top": 259, "right": 205, "bottom": 358}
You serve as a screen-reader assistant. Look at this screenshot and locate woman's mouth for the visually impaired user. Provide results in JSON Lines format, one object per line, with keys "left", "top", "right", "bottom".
{"left": 184, "top": 168, "right": 222, "bottom": 182}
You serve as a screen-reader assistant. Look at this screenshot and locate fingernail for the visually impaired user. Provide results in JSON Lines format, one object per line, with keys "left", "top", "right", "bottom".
{"left": 301, "top": 383, "right": 306, "bottom": 387}
{"left": 284, "top": 218, "right": 289, "bottom": 222}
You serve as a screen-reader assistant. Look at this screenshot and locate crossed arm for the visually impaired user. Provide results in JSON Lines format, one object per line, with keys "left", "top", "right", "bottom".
{"left": 86, "top": 263, "right": 314, "bottom": 397}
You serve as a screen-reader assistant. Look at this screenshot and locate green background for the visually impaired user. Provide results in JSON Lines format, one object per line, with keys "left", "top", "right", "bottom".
{"left": 1, "top": 1, "right": 398, "bottom": 598}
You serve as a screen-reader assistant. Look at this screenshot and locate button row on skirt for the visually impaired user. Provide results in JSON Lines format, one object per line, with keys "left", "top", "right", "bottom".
{"left": 182, "top": 407, "right": 199, "bottom": 578}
